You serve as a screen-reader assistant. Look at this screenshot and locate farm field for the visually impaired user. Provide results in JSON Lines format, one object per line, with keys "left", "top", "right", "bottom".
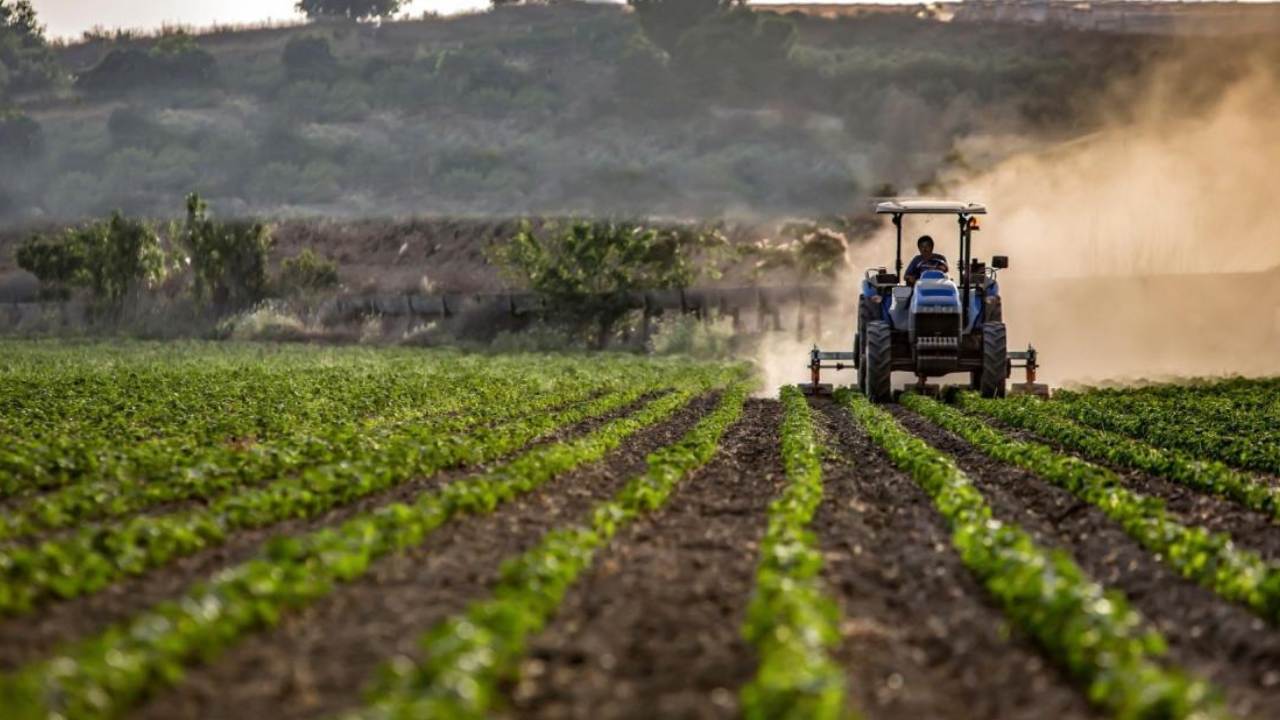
{"left": 2, "top": 341, "right": 1280, "bottom": 719}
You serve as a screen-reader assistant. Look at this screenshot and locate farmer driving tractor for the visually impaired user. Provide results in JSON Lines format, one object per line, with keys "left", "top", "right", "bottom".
{"left": 904, "top": 234, "right": 949, "bottom": 286}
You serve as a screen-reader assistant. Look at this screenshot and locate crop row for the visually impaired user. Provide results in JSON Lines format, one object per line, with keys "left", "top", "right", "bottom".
{"left": 0, "top": 372, "right": 744, "bottom": 720}
{"left": 0, "top": 376, "right": 606, "bottom": 540}
{"left": 0, "top": 362, "right": 467, "bottom": 498}
{"left": 0, "top": 365, "right": 723, "bottom": 615}
{"left": 904, "top": 394, "right": 1280, "bottom": 626}
{"left": 739, "top": 386, "right": 846, "bottom": 720}
{"left": 839, "top": 390, "right": 1222, "bottom": 718}
{"left": 342, "top": 383, "right": 750, "bottom": 719}
{"left": 958, "top": 393, "right": 1280, "bottom": 520}
{"left": 0, "top": 343, "right": 480, "bottom": 445}
{"left": 1054, "top": 381, "right": 1280, "bottom": 476}
{"left": 0, "top": 348, "right": 657, "bottom": 501}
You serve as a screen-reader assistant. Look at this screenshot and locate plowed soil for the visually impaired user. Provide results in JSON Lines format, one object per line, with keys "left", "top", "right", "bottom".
{"left": 130, "top": 392, "right": 722, "bottom": 720}
{"left": 893, "top": 407, "right": 1280, "bottom": 720}
{"left": 10, "top": 391, "right": 1280, "bottom": 720}
{"left": 994, "top": 420, "right": 1280, "bottom": 562}
{"left": 811, "top": 399, "right": 1096, "bottom": 720}
{"left": 0, "top": 392, "right": 661, "bottom": 672}
{"left": 505, "top": 400, "right": 784, "bottom": 720}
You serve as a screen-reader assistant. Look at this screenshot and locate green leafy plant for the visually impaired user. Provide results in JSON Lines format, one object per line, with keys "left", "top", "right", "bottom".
{"left": 180, "top": 193, "right": 273, "bottom": 311}
{"left": 14, "top": 213, "right": 165, "bottom": 307}
{"left": 740, "top": 385, "right": 847, "bottom": 720}
{"left": 0, "top": 370, "right": 710, "bottom": 614}
{"left": 345, "top": 382, "right": 750, "bottom": 719}
{"left": 959, "top": 392, "right": 1280, "bottom": 520}
{"left": 490, "top": 219, "right": 725, "bottom": 348}
{"left": 276, "top": 248, "right": 340, "bottom": 295}
{"left": 905, "top": 393, "right": 1280, "bottom": 627}
{"left": 0, "top": 363, "right": 739, "bottom": 720}
{"left": 841, "top": 389, "right": 1224, "bottom": 719}
{"left": 1053, "top": 380, "right": 1280, "bottom": 476}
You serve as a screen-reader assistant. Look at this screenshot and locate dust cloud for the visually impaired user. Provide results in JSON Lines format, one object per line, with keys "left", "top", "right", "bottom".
{"left": 756, "top": 52, "right": 1280, "bottom": 393}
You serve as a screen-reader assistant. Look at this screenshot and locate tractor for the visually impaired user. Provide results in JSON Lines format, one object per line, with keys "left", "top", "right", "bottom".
{"left": 805, "top": 200, "right": 1048, "bottom": 401}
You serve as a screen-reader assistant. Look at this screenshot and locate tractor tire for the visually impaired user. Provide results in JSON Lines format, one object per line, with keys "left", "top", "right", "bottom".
{"left": 855, "top": 323, "right": 867, "bottom": 392}
{"left": 984, "top": 296, "right": 1003, "bottom": 323}
{"left": 864, "top": 320, "right": 892, "bottom": 403}
{"left": 980, "top": 322, "right": 1008, "bottom": 398}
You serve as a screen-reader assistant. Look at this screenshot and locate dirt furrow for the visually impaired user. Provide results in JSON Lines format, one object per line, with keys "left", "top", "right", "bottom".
{"left": 504, "top": 399, "right": 783, "bottom": 720}
{"left": 0, "top": 392, "right": 662, "bottom": 672}
{"left": 129, "top": 392, "right": 720, "bottom": 720}
{"left": 992, "top": 419, "right": 1280, "bottom": 562}
{"left": 810, "top": 398, "right": 1096, "bottom": 720}
{"left": 892, "top": 407, "right": 1280, "bottom": 720}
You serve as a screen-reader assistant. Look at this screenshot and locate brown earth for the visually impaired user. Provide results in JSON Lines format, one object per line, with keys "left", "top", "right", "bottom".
{"left": 892, "top": 407, "right": 1280, "bottom": 720}
{"left": 504, "top": 399, "right": 784, "bottom": 720}
{"left": 9, "top": 392, "right": 1280, "bottom": 720}
{"left": 130, "top": 392, "right": 721, "bottom": 720}
{"left": 0, "top": 390, "right": 660, "bottom": 671}
{"left": 993, "top": 419, "right": 1280, "bottom": 562}
{"left": 810, "top": 399, "right": 1097, "bottom": 720}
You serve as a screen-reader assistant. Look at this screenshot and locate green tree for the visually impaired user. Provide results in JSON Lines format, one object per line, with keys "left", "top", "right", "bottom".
{"left": 16, "top": 213, "right": 165, "bottom": 305}
{"left": 82, "top": 213, "right": 166, "bottom": 305}
{"left": 180, "top": 193, "right": 273, "bottom": 311}
{"left": 295, "top": 0, "right": 403, "bottom": 21}
{"left": 15, "top": 230, "right": 88, "bottom": 297}
{"left": 491, "top": 220, "right": 722, "bottom": 348}
{"left": 0, "top": 0, "right": 59, "bottom": 99}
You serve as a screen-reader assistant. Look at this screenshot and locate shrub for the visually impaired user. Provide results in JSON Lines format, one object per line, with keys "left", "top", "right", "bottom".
{"left": 282, "top": 35, "right": 339, "bottom": 83}
{"left": 106, "top": 106, "right": 160, "bottom": 148}
{"left": 77, "top": 34, "right": 217, "bottom": 95}
{"left": 43, "top": 171, "right": 104, "bottom": 219}
{"left": 277, "top": 248, "right": 340, "bottom": 294}
{"left": 180, "top": 193, "right": 273, "bottom": 311}
{"left": 0, "top": 112, "right": 42, "bottom": 163}
{"left": 628, "top": 0, "right": 737, "bottom": 54}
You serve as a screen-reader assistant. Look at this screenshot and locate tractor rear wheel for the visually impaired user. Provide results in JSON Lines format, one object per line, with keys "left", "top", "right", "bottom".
{"left": 864, "top": 320, "right": 892, "bottom": 403}
{"left": 980, "top": 322, "right": 1007, "bottom": 398}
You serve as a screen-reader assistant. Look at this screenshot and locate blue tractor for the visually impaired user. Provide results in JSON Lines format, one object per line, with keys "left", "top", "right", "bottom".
{"left": 806, "top": 200, "right": 1047, "bottom": 402}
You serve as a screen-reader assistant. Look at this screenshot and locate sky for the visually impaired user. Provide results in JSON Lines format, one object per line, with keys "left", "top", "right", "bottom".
{"left": 31, "top": 0, "right": 1273, "bottom": 40}
{"left": 32, "top": 0, "right": 493, "bottom": 39}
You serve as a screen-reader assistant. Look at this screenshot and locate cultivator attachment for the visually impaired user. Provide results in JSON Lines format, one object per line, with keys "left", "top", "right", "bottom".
{"left": 1008, "top": 345, "right": 1051, "bottom": 398}
{"left": 801, "top": 346, "right": 854, "bottom": 395}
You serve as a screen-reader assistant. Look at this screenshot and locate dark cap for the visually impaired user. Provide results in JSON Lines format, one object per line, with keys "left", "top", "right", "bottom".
{"left": 917, "top": 235, "right": 934, "bottom": 249}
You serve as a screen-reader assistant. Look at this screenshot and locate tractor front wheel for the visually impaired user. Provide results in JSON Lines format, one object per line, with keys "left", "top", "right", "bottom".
{"left": 864, "top": 321, "right": 892, "bottom": 403}
{"left": 980, "top": 322, "right": 1008, "bottom": 398}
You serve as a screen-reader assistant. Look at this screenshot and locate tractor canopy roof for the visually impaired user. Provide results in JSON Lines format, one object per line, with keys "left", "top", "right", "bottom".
{"left": 875, "top": 200, "right": 987, "bottom": 215}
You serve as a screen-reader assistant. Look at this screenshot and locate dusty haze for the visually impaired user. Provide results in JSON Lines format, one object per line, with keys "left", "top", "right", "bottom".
{"left": 761, "top": 51, "right": 1280, "bottom": 392}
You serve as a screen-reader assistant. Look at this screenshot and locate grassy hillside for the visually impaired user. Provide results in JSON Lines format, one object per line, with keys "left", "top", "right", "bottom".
{"left": 3, "top": 1, "right": 1257, "bottom": 228}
